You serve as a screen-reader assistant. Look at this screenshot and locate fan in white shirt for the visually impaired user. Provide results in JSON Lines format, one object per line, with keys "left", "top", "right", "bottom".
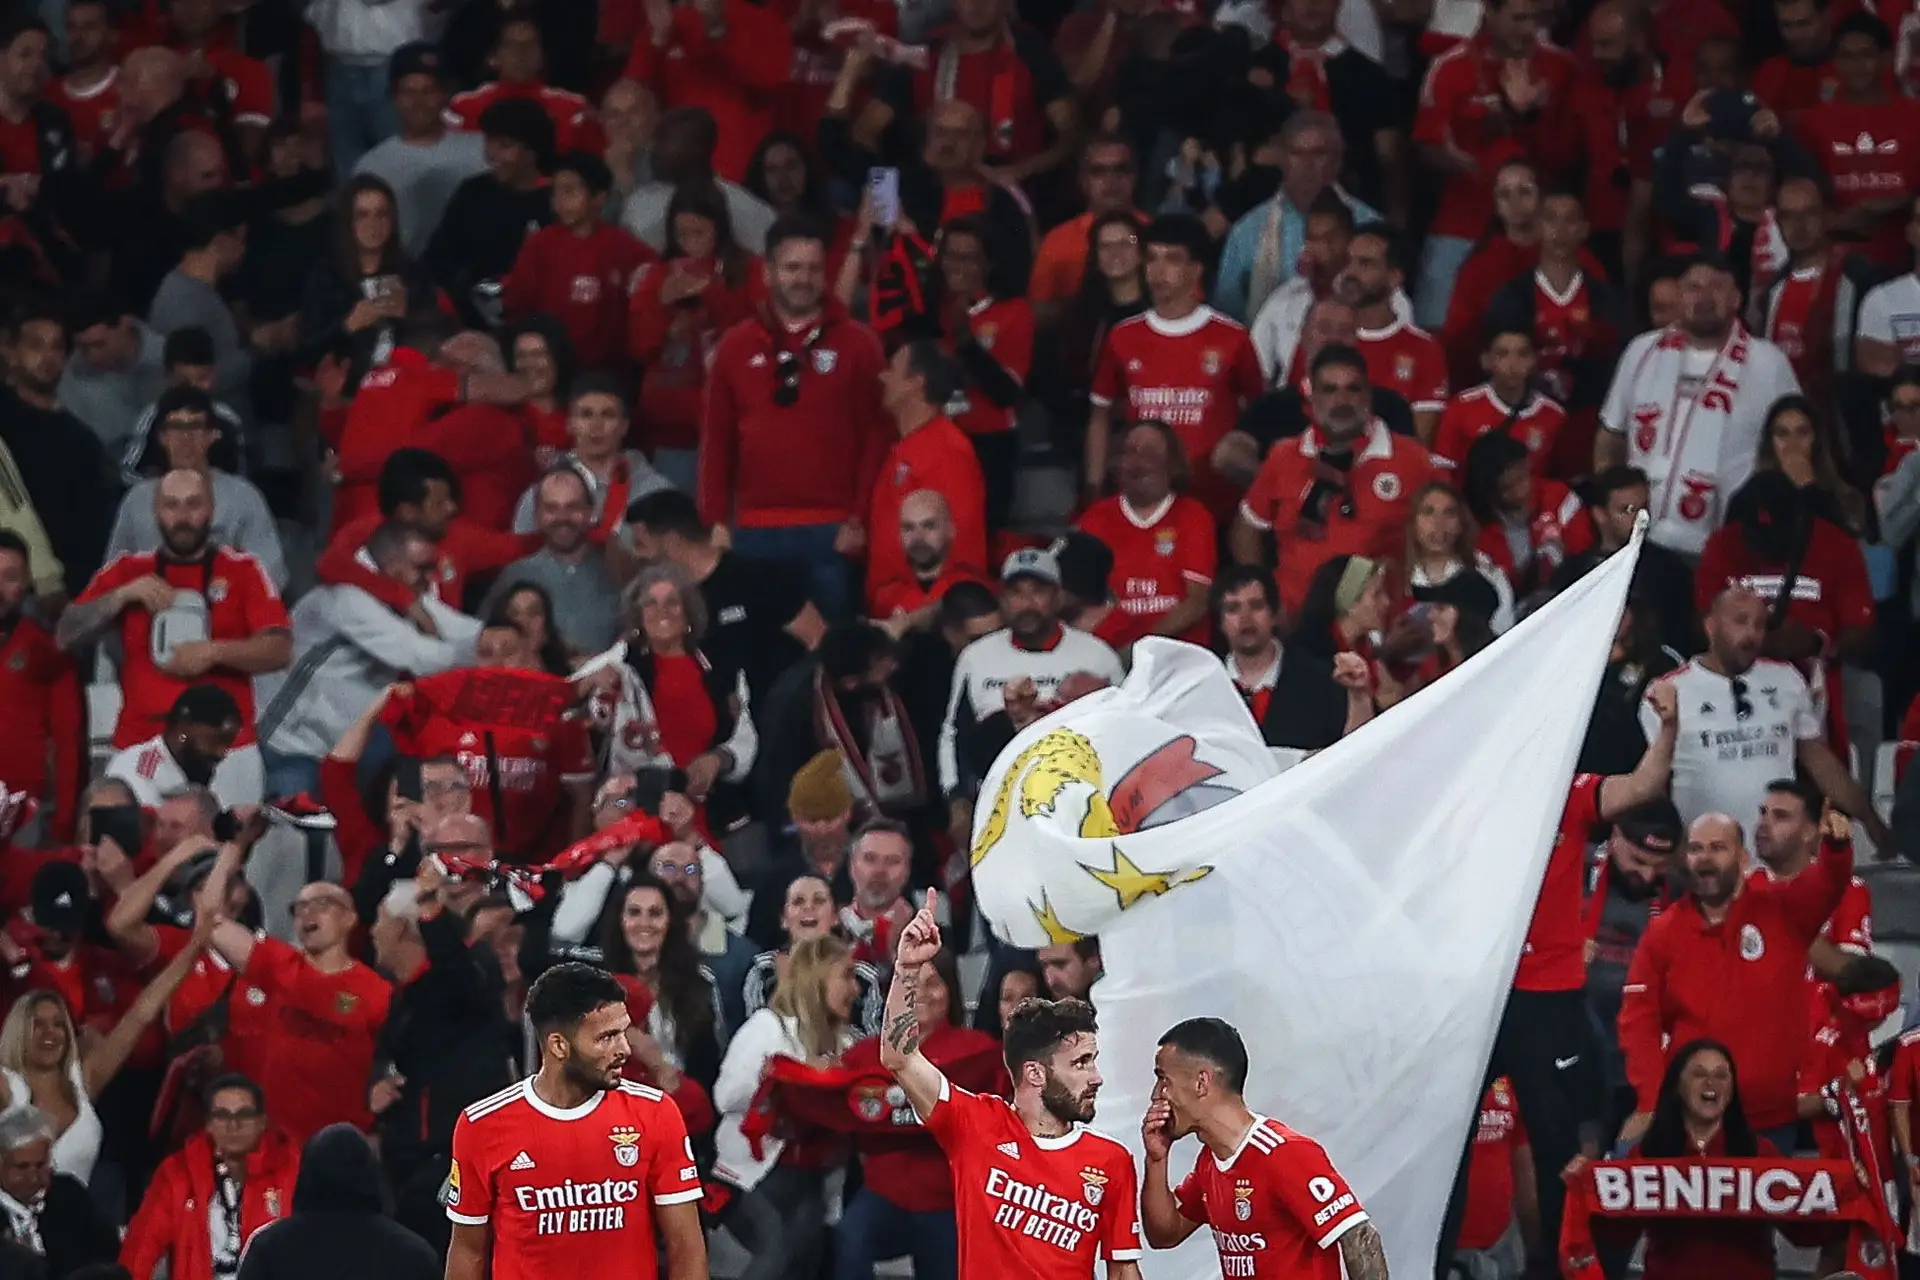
{"left": 105, "top": 684, "right": 261, "bottom": 810}
{"left": 1639, "top": 586, "right": 1893, "bottom": 857}
{"left": 1854, "top": 256, "right": 1920, "bottom": 377}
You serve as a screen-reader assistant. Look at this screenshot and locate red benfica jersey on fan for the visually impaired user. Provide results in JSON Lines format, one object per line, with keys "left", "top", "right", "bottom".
{"left": 1091, "top": 306, "right": 1263, "bottom": 513}
{"left": 1460, "top": 1079, "right": 1526, "bottom": 1251}
{"left": 334, "top": 349, "right": 464, "bottom": 528}
{"left": 1762, "top": 264, "right": 1831, "bottom": 380}
{"left": 1354, "top": 317, "right": 1449, "bottom": 417}
{"left": 184, "top": 46, "right": 275, "bottom": 127}
{"left": 1172, "top": 1113, "right": 1370, "bottom": 1280}
{"left": 46, "top": 70, "right": 119, "bottom": 160}
{"left": 380, "top": 671, "right": 595, "bottom": 859}
{"left": 1569, "top": 63, "right": 1686, "bottom": 232}
{"left": 447, "top": 81, "right": 598, "bottom": 151}
{"left": 868, "top": 416, "right": 989, "bottom": 600}
{"left": 922, "top": 1078, "right": 1141, "bottom": 1280}
{"left": 1752, "top": 54, "right": 1841, "bottom": 119}
{"left": 1414, "top": 38, "right": 1578, "bottom": 239}
{"left": 1240, "top": 420, "right": 1435, "bottom": 615}
{"left": 1520, "top": 773, "right": 1603, "bottom": 992}
{"left": 502, "top": 223, "right": 655, "bottom": 372}
{"left": 1074, "top": 493, "right": 1216, "bottom": 646}
{"left": 74, "top": 548, "right": 289, "bottom": 749}
{"left": 1798, "top": 100, "right": 1920, "bottom": 268}
{"left": 448, "top": 1077, "right": 703, "bottom": 1280}
{"left": 950, "top": 296, "right": 1034, "bottom": 436}
{"left": 1432, "top": 385, "right": 1566, "bottom": 474}
{"left": 245, "top": 936, "right": 391, "bottom": 1142}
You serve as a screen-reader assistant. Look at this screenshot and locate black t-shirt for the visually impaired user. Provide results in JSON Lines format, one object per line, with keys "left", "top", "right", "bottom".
{"left": 1247, "top": 46, "right": 1399, "bottom": 210}
{"left": 1409, "top": 567, "right": 1500, "bottom": 632}
{"left": 1237, "top": 385, "right": 1416, "bottom": 458}
{"left": 698, "top": 552, "right": 811, "bottom": 713}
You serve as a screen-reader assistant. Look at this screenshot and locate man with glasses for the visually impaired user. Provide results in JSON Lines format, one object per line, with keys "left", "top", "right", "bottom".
{"left": 122, "top": 1072, "right": 300, "bottom": 1280}
{"left": 1854, "top": 192, "right": 1920, "bottom": 376}
{"left": 197, "top": 849, "right": 394, "bottom": 1144}
{"left": 1646, "top": 585, "right": 1893, "bottom": 855}
{"left": 648, "top": 837, "right": 756, "bottom": 1037}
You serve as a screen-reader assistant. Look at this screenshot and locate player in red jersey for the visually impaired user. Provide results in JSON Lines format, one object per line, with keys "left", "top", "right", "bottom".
{"left": 445, "top": 962, "right": 706, "bottom": 1280}
{"left": 881, "top": 891, "right": 1144, "bottom": 1280}
{"left": 1139, "top": 1017, "right": 1389, "bottom": 1280}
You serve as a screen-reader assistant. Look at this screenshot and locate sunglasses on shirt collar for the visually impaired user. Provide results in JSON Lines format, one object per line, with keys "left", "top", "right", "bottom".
{"left": 1730, "top": 676, "right": 1754, "bottom": 721}
{"left": 773, "top": 349, "right": 802, "bottom": 407}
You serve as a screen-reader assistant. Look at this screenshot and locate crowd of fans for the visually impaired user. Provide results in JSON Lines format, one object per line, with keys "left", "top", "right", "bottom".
{"left": 0, "top": 0, "right": 1919, "bottom": 1276}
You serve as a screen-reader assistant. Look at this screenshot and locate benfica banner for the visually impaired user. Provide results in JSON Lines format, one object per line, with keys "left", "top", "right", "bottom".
{"left": 739, "top": 1040, "right": 1007, "bottom": 1160}
{"left": 384, "top": 668, "right": 578, "bottom": 735}
{"left": 1561, "top": 1157, "right": 1899, "bottom": 1279}
{"left": 968, "top": 524, "right": 1647, "bottom": 1278}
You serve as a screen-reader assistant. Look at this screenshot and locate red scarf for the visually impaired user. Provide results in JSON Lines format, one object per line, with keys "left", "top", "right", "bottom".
{"left": 738, "top": 1038, "right": 1008, "bottom": 1160}
{"left": 1275, "top": 32, "right": 1338, "bottom": 111}
{"left": 435, "top": 811, "right": 672, "bottom": 904}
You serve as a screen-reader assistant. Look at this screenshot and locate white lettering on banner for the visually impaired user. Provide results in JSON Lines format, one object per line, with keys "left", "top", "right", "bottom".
{"left": 513, "top": 1178, "right": 643, "bottom": 1214}
{"left": 1592, "top": 1165, "right": 1839, "bottom": 1215}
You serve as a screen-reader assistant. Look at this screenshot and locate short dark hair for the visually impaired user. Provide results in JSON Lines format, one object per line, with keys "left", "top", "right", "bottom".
{"left": 163, "top": 326, "right": 216, "bottom": 370}
{"left": 166, "top": 683, "right": 241, "bottom": 730}
{"left": 1003, "top": 996, "right": 1099, "bottom": 1076}
{"left": 1834, "top": 9, "right": 1891, "bottom": 46}
{"left": 1352, "top": 225, "right": 1408, "bottom": 274}
{"left": 938, "top": 580, "right": 999, "bottom": 631}
{"left": 203, "top": 1072, "right": 265, "bottom": 1112}
{"left": 627, "top": 488, "right": 706, "bottom": 540}
{"left": 898, "top": 339, "right": 960, "bottom": 409}
{"left": 552, "top": 148, "right": 613, "bottom": 195}
{"left": 1305, "top": 189, "right": 1355, "bottom": 232}
{"left": 1158, "top": 1017, "right": 1249, "bottom": 1094}
{"left": 1141, "top": 212, "right": 1211, "bottom": 262}
{"left": 525, "top": 962, "right": 628, "bottom": 1040}
{"left": 852, "top": 815, "right": 911, "bottom": 846}
{"left": 766, "top": 212, "right": 829, "bottom": 258}
{"left": 1309, "top": 341, "right": 1368, "bottom": 384}
{"left": 478, "top": 97, "right": 556, "bottom": 165}
{"left": 154, "top": 384, "right": 215, "bottom": 424}
{"left": 1211, "top": 563, "right": 1279, "bottom": 617}
{"left": 69, "top": 290, "right": 130, "bottom": 333}
{"left": 399, "top": 308, "right": 459, "bottom": 356}
{"left": 1765, "top": 776, "right": 1824, "bottom": 820}
{"left": 378, "top": 447, "right": 459, "bottom": 515}
{"left": 569, "top": 371, "right": 629, "bottom": 414}
{"left": 0, "top": 14, "right": 49, "bottom": 49}
{"left": 1482, "top": 324, "right": 1534, "bottom": 353}
{"left": 819, "top": 621, "right": 894, "bottom": 682}
{"left": 496, "top": 3, "right": 542, "bottom": 36}
{"left": 1589, "top": 465, "right": 1652, "bottom": 505}
{"left": 0, "top": 529, "right": 30, "bottom": 568}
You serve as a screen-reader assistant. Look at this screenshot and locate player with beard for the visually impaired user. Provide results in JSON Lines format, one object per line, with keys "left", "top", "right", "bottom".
{"left": 446, "top": 962, "right": 706, "bottom": 1280}
{"left": 882, "top": 891, "right": 1144, "bottom": 1280}
{"left": 1141, "top": 1018, "right": 1387, "bottom": 1280}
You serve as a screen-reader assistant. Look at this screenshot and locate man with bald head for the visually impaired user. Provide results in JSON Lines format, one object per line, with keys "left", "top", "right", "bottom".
{"left": 1616, "top": 803, "right": 1854, "bottom": 1149}
{"left": 1644, "top": 585, "right": 1892, "bottom": 854}
{"left": 60, "top": 468, "right": 291, "bottom": 790}
{"left": 871, "top": 490, "right": 987, "bottom": 627}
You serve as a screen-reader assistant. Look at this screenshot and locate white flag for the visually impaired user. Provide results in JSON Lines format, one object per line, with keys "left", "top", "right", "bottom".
{"left": 969, "top": 530, "right": 1643, "bottom": 1279}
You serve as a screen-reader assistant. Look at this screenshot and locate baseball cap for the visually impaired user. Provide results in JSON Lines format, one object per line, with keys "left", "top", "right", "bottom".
{"left": 1000, "top": 547, "right": 1061, "bottom": 586}
{"left": 31, "top": 861, "right": 89, "bottom": 935}
{"left": 1614, "top": 797, "right": 1684, "bottom": 849}
{"left": 166, "top": 683, "right": 243, "bottom": 730}
{"left": 388, "top": 41, "right": 446, "bottom": 91}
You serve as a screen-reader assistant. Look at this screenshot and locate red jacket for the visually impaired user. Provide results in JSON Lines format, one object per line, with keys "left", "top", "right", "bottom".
{"left": 623, "top": 0, "right": 792, "bottom": 182}
{"left": 1618, "top": 835, "right": 1854, "bottom": 1129}
{"left": 628, "top": 257, "right": 766, "bottom": 453}
{"left": 0, "top": 614, "right": 83, "bottom": 842}
{"left": 867, "top": 416, "right": 989, "bottom": 602}
{"left": 502, "top": 222, "right": 656, "bottom": 373}
{"left": 699, "top": 304, "right": 890, "bottom": 530}
{"left": 120, "top": 1128, "right": 301, "bottom": 1280}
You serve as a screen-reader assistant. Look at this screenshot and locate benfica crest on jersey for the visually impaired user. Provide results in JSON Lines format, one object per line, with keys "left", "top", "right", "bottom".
{"left": 1080, "top": 1168, "right": 1109, "bottom": 1205}
{"left": 1202, "top": 349, "right": 1221, "bottom": 376}
{"left": 611, "top": 1125, "right": 642, "bottom": 1166}
{"left": 1234, "top": 1180, "right": 1255, "bottom": 1220}
{"left": 1154, "top": 530, "right": 1176, "bottom": 557}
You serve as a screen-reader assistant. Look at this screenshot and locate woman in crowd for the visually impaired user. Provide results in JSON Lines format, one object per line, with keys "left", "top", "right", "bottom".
{"left": 742, "top": 874, "right": 881, "bottom": 1035}
{"left": 714, "top": 935, "right": 864, "bottom": 1280}
{"left": 628, "top": 182, "right": 765, "bottom": 492}
{"left": 598, "top": 871, "right": 724, "bottom": 1092}
{"left": 836, "top": 947, "right": 1003, "bottom": 1280}
{"left": 490, "top": 583, "right": 573, "bottom": 675}
{"left": 746, "top": 132, "right": 844, "bottom": 238}
{"left": 1754, "top": 393, "right": 1867, "bottom": 535}
{"left": 0, "top": 910, "right": 215, "bottom": 1185}
{"left": 296, "top": 174, "right": 440, "bottom": 377}
{"left": 973, "top": 955, "right": 1045, "bottom": 1039}
{"left": 502, "top": 315, "right": 577, "bottom": 464}
{"left": 1402, "top": 481, "right": 1515, "bottom": 635}
{"left": 1039, "top": 211, "right": 1150, "bottom": 467}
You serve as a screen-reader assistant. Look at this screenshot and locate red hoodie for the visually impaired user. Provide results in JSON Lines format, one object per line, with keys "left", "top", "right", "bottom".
{"left": 1618, "top": 834, "right": 1854, "bottom": 1129}
{"left": 628, "top": 256, "right": 766, "bottom": 453}
{"left": 121, "top": 1127, "right": 302, "bottom": 1280}
{"left": 502, "top": 221, "right": 656, "bottom": 372}
{"left": 623, "top": 0, "right": 792, "bottom": 182}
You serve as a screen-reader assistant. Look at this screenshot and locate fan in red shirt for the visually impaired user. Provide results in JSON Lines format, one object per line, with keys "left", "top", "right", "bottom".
{"left": 0, "top": 533, "right": 83, "bottom": 842}
{"left": 199, "top": 858, "right": 393, "bottom": 1145}
{"left": 331, "top": 315, "right": 532, "bottom": 529}
{"left": 161, "top": 0, "right": 273, "bottom": 134}
{"left": 1752, "top": 0, "right": 1841, "bottom": 118}
{"left": 1752, "top": 776, "right": 1876, "bottom": 1033}
{"left": 1796, "top": 13, "right": 1920, "bottom": 270}
{"left": 45, "top": 0, "right": 118, "bottom": 162}
{"left": 1089, "top": 213, "right": 1263, "bottom": 517}
{"left": 866, "top": 491, "right": 991, "bottom": 621}
{"left": 1567, "top": 7, "right": 1688, "bottom": 248}
{"left": 1462, "top": 432, "right": 1593, "bottom": 597}
{"left": 1074, "top": 421, "right": 1216, "bottom": 647}
{"left": 446, "top": 12, "right": 598, "bottom": 151}
{"left": 445, "top": 963, "right": 707, "bottom": 1280}
{"left": 880, "top": 891, "right": 1143, "bottom": 1280}
{"left": 1139, "top": 1016, "right": 1384, "bottom": 1280}
{"left": 936, "top": 216, "right": 1034, "bottom": 532}
{"left": 621, "top": 0, "right": 790, "bottom": 182}
{"left": 1457, "top": 1078, "right": 1531, "bottom": 1257}
{"left": 1338, "top": 228, "right": 1450, "bottom": 442}
{"left": 502, "top": 151, "right": 655, "bottom": 373}
{"left": 868, "top": 340, "right": 989, "bottom": 605}
{"left": 1432, "top": 329, "right": 1567, "bottom": 474}
{"left": 62, "top": 470, "right": 291, "bottom": 752}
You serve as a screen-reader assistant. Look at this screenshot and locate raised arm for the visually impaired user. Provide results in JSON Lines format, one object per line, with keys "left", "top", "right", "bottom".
{"left": 193, "top": 841, "right": 260, "bottom": 971}
{"left": 1597, "top": 679, "right": 1677, "bottom": 820}
{"left": 104, "top": 836, "right": 216, "bottom": 967}
{"left": 83, "top": 905, "right": 217, "bottom": 1098}
{"left": 879, "top": 889, "right": 950, "bottom": 1120}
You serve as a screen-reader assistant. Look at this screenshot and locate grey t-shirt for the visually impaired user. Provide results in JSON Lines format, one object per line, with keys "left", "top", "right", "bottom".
{"left": 149, "top": 271, "right": 253, "bottom": 422}
{"left": 104, "top": 470, "right": 288, "bottom": 588}
{"left": 354, "top": 131, "right": 490, "bottom": 258}
{"left": 57, "top": 323, "right": 168, "bottom": 458}
{"left": 486, "top": 547, "right": 623, "bottom": 655}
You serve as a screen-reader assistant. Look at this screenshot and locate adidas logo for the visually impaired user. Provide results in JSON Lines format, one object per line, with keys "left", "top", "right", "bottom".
{"left": 997, "top": 1142, "right": 1020, "bottom": 1159}
{"left": 509, "top": 1151, "right": 536, "bottom": 1171}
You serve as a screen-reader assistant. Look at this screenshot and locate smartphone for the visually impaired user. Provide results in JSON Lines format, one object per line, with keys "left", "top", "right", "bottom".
{"left": 866, "top": 166, "right": 901, "bottom": 230}
{"left": 212, "top": 809, "right": 239, "bottom": 843}
{"left": 90, "top": 804, "right": 145, "bottom": 857}
{"left": 395, "top": 756, "right": 424, "bottom": 803}
{"left": 1405, "top": 603, "right": 1435, "bottom": 626}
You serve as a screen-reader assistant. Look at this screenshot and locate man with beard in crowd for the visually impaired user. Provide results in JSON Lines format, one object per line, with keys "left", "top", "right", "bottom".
{"left": 488, "top": 467, "right": 622, "bottom": 655}
{"left": 871, "top": 491, "right": 990, "bottom": 631}
{"left": 104, "top": 683, "right": 251, "bottom": 810}
{"left": 60, "top": 469, "right": 290, "bottom": 805}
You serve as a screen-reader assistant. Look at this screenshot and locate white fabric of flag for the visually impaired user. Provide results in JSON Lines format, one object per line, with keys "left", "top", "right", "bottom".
{"left": 969, "top": 530, "right": 1644, "bottom": 1279}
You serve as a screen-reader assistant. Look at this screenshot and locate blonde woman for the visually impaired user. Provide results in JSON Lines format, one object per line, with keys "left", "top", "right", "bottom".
{"left": 0, "top": 909, "right": 215, "bottom": 1184}
{"left": 712, "top": 934, "right": 862, "bottom": 1280}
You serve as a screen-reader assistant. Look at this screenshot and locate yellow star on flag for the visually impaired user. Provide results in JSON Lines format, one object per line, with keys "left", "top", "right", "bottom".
{"left": 1084, "top": 846, "right": 1175, "bottom": 909}
{"left": 1029, "top": 891, "right": 1084, "bottom": 943}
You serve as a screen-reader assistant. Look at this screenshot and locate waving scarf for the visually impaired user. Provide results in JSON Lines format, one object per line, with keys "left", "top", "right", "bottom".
{"left": 1561, "top": 1156, "right": 1898, "bottom": 1280}
{"left": 434, "top": 811, "right": 672, "bottom": 908}
{"left": 738, "top": 1039, "right": 1008, "bottom": 1160}
{"left": 812, "top": 666, "right": 927, "bottom": 817}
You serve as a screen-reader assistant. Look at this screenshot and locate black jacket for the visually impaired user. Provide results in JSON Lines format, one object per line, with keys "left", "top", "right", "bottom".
{"left": 425, "top": 175, "right": 552, "bottom": 328}
{"left": 0, "top": 391, "right": 120, "bottom": 596}
{"left": 0, "top": 1173, "right": 117, "bottom": 1279}
{"left": 1248, "top": 647, "right": 1353, "bottom": 753}
{"left": 237, "top": 1125, "right": 440, "bottom": 1280}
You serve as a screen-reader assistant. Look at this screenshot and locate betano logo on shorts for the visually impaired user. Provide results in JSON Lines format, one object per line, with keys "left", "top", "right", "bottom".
{"left": 984, "top": 1167, "right": 1101, "bottom": 1250}
{"left": 513, "top": 1177, "right": 644, "bottom": 1235}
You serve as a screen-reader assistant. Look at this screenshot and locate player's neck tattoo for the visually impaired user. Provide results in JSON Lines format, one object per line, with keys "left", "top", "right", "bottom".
{"left": 885, "top": 966, "right": 922, "bottom": 1055}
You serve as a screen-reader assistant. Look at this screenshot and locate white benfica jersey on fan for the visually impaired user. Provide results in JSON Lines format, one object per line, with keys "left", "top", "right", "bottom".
{"left": 1601, "top": 324, "right": 1799, "bottom": 557}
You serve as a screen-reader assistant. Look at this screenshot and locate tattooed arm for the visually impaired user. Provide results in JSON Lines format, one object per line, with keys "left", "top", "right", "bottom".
{"left": 1337, "top": 1222, "right": 1390, "bottom": 1280}
{"left": 879, "top": 890, "right": 948, "bottom": 1120}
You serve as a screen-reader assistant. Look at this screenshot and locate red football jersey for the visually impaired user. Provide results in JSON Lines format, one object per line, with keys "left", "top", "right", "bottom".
{"left": 447, "top": 81, "right": 598, "bottom": 151}
{"left": 334, "top": 349, "right": 465, "bottom": 529}
{"left": 922, "top": 1078, "right": 1141, "bottom": 1280}
{"left": 1459, "top": 1078, "right": 1526, "bottom": 1251}
{"left": 1432, "top": 385, "right": 1565, "bottom": 474}
{"left": 1354, "top": 318, "right": 1449, "bottom": 417}
{"left": 1517, "top": 773, "right": 1602, "bottom": 993}
{"left": 1762, "top": 265, "right": 1825, "bottom": 382}
{"left": 1172, "top": 1113, "right": 1370, "bottom": 1280}
{"left": 1090, "top": 307, "right": 1263, "bottom": 512}
{"left": 950, "top": 297, "right": 1034, "bottom": 436}
{"left": 46, "top": 69, "right": 120, "bottom": 160}
{"left": 1074, "top": 493, "right": 1216, "bottom": 646}
{"left": 1798, "top": 100, "right": 1920, "bottom": 269}
{"left": 448, "top": 1077, "right": 703, "bottom": 1280}
{"left": 244, "top": 936, "right": 392, "bottom": 1143}
{"left": 73, "top": 548, "right": 290, "bottom": 748}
